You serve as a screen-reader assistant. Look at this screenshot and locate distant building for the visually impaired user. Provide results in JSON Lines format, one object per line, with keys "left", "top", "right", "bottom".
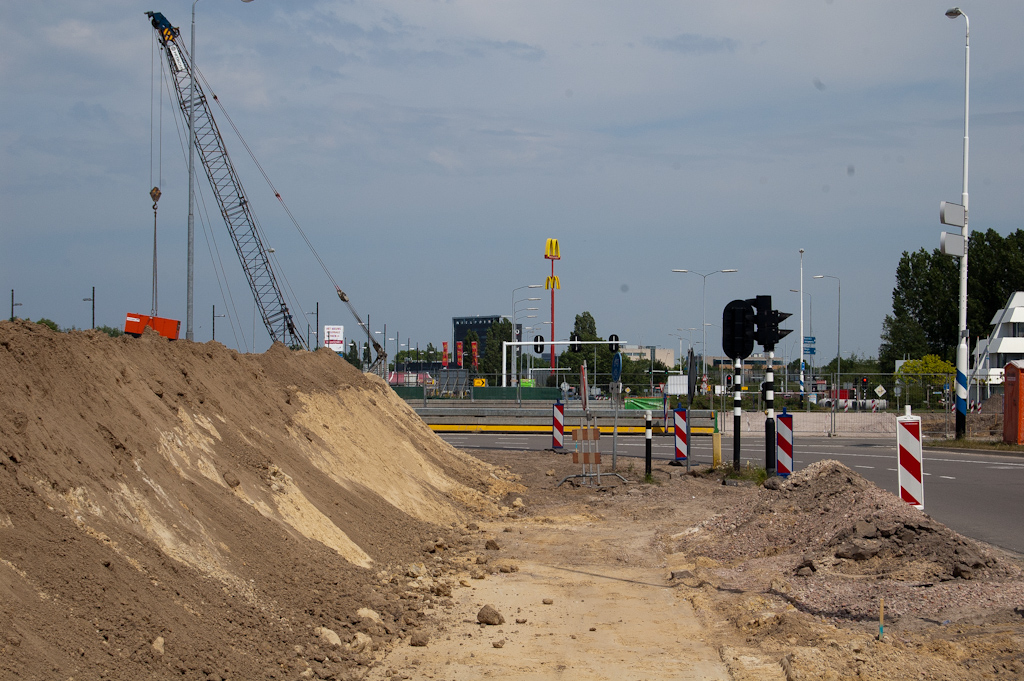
{"left": 972, "top": 291, "right": 1024, "bottom": 396}
{"left": 452, "top": 315, "right": 521, "bottom": 360}
{"left": 620, "top": 344, "right": 675, "bottom": 369}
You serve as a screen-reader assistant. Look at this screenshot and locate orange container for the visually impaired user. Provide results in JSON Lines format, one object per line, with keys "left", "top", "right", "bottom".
{"left": 1003, "top": 361, "right": 1024, "bottom": 444}
{"left": 124, "top": 313, "right": 181, "bottom": 340}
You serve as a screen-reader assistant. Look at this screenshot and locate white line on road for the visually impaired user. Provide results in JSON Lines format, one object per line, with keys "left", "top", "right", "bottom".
{"left": 940, "top": 476, "right": 956, "bottom": 480}
{"left": 854, "top": 465, "right": 874, "bottom": 469}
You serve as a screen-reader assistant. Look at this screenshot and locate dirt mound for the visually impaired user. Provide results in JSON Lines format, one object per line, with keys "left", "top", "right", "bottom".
{"left": 0, "top": 320, "right": 505, "bottom": 680}
{"left": 672, "top": 461, "right": 1024, "bottom": 627}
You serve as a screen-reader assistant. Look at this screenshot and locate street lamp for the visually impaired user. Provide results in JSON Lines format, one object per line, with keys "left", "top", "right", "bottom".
{"left": 10, "top": 290, "right": 22, "bottom": 322}
{"left": 797, "top": 249, "right": 805, "bottom": 406}
{"left": 946, "top": 6, "right": 970, "bottom": 438}
{"left": 82, "top": 286, "right": 95, "bottom": 329}
{"left": 507, "top": 285, "right": 542, "bottom": 386}
{"left": 813, "top": 275, "right": 841, "bottom": 404}
{"left": 187, "top": 0, "right": 255, "bottom": 342}
{"left": 212, "top": 304, "right": 226, "bottom": 341}
{"left": 671, "top": 269, "right": 737, "bottom": 389}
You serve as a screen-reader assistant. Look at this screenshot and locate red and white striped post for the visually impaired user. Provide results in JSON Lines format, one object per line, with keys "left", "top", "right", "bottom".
{"left": 776, "top": 410, "right": 794, "bottom": 477}
{"left": 897, "top": 412, "right": 924, "bottom": 510}
{"left": 673, "top": 407, "right": 688, "bottom": 463}
{"left": 552, "top": 402, "right": 564, "bottom": 450}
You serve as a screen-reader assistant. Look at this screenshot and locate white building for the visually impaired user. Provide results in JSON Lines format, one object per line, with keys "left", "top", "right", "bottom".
{"left": 971, "top": 291, "right": 1024, "bottom": 396}
{"left": 620, "top": 344, "right": 675, "bottom": 369}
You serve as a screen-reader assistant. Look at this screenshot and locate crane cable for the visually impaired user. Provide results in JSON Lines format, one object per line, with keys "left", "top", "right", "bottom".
{"left": 197, "top": 69, "right": 381, "bottom": 353}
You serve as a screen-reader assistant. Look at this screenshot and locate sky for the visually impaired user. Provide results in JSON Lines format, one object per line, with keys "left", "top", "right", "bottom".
{"left": 2, "top": 1, "right": 1023, "bottom": 370}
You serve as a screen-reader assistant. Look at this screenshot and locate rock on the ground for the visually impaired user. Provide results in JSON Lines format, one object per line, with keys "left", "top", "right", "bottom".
{"left": 347, "top": 632, "right": 372, "bottom": 653}
{"left": 409, "top": 630, "right": 429, "bottom": 647}
{"left": 151, "top": 636, "right": 165, "bottom": 656}
{"left": 477, "top": 605, "right": 505, "bottom": 625}
{"left": 315, "top": 627, "right": 343, "bottom": 648}
{"left": 485, "top": 539, "right": 501, "bottom": 551}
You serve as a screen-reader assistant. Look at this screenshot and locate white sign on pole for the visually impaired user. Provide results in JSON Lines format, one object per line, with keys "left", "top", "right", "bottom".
{"left": 324, "top": 325, "right": 345, "bottom": 352}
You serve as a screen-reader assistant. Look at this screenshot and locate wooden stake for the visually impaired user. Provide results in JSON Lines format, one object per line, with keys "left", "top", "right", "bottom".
{"left": 879, "top": 597, "right": 885, "bottom": 640}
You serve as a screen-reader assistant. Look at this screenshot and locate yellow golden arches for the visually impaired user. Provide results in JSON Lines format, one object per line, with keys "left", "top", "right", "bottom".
{"left": 545, "top": 275, "right": 560, "bottom": 290}
{"left": 544, "top": 238, "right": 560, "bottom": 260}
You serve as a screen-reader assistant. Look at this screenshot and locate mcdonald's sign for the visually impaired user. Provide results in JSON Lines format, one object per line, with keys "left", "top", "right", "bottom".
{"left": 545, "top": 275, "right": 561, "bottom": 290}
{"left": 544, "top": 238, "right": 561, "bottom": 260}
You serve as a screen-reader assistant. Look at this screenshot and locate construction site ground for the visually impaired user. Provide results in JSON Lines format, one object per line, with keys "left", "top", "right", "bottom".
{"left": 1, "top": 320, "right": 1022, "bottom": 680}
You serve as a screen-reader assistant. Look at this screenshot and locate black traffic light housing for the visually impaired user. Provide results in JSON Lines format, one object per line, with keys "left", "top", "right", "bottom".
{"left": 722, "top": 299, "right": 755, "bottom": 360}
{"left": 608, "top": 334, "right": 619, "bottom": 352}
{"left": 570, "top": 334, "right": 582, "bottom": 353}
{"left": 751, "top": 294, "right": 792, "bottom": 352}
{"left": 534, "top": 335, "right": 544, "bottom": 354}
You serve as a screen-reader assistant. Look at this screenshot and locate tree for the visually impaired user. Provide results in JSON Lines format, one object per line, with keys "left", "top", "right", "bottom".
{"left": 343, "top": 340, "right": 361, "bottom": 368}
{"left": 480, "top": 319, "right": 512, "bottom": 377}
{"left": 880, "top": 229, "right": 1024, "bottom": 370}
{"left": 36, "top": 318, "right": 60, "bottom": 332}
{"left": 97, "top": 325, "right": 123, "bottom": 338}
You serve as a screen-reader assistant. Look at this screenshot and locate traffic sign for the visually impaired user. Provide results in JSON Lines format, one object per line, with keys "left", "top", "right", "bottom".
{"left": 804, "top": 347, "right": 816, "bottom": 355}
{"left": 611, "top": 352, "right": 622, "bottom": 382}
{"left": 804, "top": 336, "right": 816, "bottom": 344}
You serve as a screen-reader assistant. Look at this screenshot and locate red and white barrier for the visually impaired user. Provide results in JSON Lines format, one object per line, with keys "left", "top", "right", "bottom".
{"left": 552, "top": 403, "right": 564, "bottom": 449}
{"left": 897, "top": 414, "right": 924, "bottom": 510}
{"left": 673, "top": 408, "right": 687, "bottom": 462}
{"left": 776, "top": 412, "right": 794, "bottom": 477}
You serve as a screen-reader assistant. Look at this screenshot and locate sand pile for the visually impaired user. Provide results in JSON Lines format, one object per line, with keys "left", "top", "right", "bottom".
{"left": 0, "top": 319, "right": 504, "bottom": 680}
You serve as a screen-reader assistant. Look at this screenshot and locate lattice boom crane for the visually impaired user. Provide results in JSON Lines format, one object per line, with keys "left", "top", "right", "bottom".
{"left": 146, "top": 11, "right": 304, "bottom": 349}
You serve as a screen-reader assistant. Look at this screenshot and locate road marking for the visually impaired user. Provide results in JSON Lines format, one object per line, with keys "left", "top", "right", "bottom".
{"left": 940, "top": 475, "right": 956, "bottom": 480}
{"left": 854, "top": 465, "right": 874, "bottom": 470}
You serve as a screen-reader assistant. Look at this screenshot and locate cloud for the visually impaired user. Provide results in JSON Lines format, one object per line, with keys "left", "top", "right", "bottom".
{"left": 644, "top": 33, "right": 738, "bottom": 55}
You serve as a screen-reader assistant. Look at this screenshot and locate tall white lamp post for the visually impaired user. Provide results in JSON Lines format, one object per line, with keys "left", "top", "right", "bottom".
{"left": 945, "top": 7, "right": 970, "bottom": 439}
{"left": 672, "top": 269, "right": 737, "bottom": 390}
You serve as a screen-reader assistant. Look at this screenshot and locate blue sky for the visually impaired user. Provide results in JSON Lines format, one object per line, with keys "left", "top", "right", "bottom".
{"left": 2, "top": 1, "right": 1022, "bottom": 368}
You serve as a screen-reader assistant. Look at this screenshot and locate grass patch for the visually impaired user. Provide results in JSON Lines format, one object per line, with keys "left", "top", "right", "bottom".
{"left": 924, "top": 438, "right": 1024, "bottom": 453}
{"left": 723, "top": 462, "right": 769, "bottom": 486}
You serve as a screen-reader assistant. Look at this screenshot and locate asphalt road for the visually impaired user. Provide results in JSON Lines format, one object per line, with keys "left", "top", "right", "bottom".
{"left": 440, "top": 431, "right": 1024, "bottom": 556}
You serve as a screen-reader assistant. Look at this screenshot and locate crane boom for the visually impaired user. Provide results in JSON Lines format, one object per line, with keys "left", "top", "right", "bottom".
{"left": 146, "top": 11, "right": 304, "bottom": 349}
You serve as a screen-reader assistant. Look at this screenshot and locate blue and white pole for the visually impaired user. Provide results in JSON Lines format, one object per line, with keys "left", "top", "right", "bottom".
{"left": 947, "top": 7, "right": 970, "bottom": 439}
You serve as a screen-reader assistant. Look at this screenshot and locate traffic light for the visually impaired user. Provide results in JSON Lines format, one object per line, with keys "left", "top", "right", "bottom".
{"left": 754, "top": 295, "right": 772, "bottom": 348}
{"left": 608, "top": 334, "right": 619, "bottom": 352}
{"left": 726, "top": 374, "right": 733, "bottom": 389}
{"left": 722, "top": 299, "right": 755, "bottom": 360}
{"left": 570, "top": 334, "right": 582, "bottom": 353}
{"left": 751, "top": 294, "right": 792, "bottom": 351}
{"left": 861, "top": 377, "right": 868, "bottom": 387}
{"left": 534, "top": 335, "right": 544, "bottom": 354}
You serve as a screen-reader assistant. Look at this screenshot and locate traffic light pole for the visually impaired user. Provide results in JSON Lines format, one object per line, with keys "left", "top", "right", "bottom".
{"left": 765, "top": 350, "right": 776, "bottom": 475}
{"left": 733, "top": 357, "right": 742, "bottom": 471}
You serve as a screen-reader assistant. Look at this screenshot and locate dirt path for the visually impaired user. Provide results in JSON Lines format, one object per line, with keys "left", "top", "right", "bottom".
{"left": 368, "top": 509, "right": 730, "bottom": 680}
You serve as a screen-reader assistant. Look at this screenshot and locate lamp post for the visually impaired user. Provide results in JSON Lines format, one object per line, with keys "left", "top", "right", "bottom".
{"left": 187, "top": 0, "right": 255, "bottom": 342}
{"left": 212, "top": 304, "right": 226, "bottom": 340}
{"left": 790, "top": 288, "right": 813, "bottom": 384}
{"left": 671, "top": 269, "right": 737, "bottom": 389}
{"left": 508, "top": 285, "right": 542, "bottom": 386}
{"left": 946, "top": 6, "right": 970, "bottom": 439}
{"left": 82, "top": 286, "right": 95, "bottom": 329}
{"left": 10, "top": 290, "right": 22, "bottom": 322}
{"left": 813, "top": 275, "right": 841, "bottom": 404}
{"left": 797, "top": 249, "right": 805, "bottom": 408}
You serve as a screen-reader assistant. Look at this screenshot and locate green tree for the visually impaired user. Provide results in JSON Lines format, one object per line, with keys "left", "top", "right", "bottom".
{"left": 880, "top": 229, "right": 1024, "bottom": 370}
{"left": 96, "top": 325, "right": 123, "bottom": 338}
{"left": 480, "top": 319, "right": 513, "bottom": 377}
{"left": 36, "top": 318, "right": 61, "bottom": 332}
{"left": 343, "top": 340, "right": 361, "bottom": 368}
